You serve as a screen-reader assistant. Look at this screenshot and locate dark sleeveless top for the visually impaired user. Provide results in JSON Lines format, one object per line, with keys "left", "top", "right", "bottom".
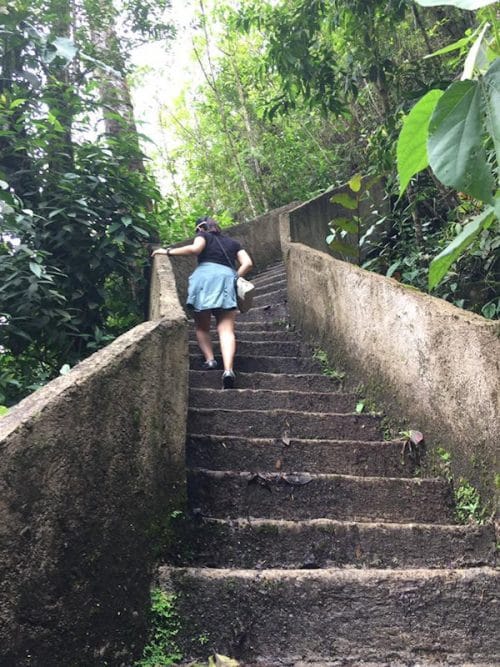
{"left": 197, "top": 232, "right": 242, "bottom": 268}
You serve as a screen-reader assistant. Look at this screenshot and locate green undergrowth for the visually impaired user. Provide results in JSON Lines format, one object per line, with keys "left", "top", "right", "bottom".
{"left": 136, "top": 589, "right": 182, "bottom": 667}
{"left": 433, "top": 448, "right": 489, "bottom": 525}
{"left": 312, "top": 348, "right": 346, "bottom": 381}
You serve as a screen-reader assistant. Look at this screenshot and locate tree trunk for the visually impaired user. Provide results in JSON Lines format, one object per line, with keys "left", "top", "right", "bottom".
{"left": 229, "top": 51, "right": 270, "bottom": 210}
{"left": 83, "top": 0, "right": 145, "bottom": 173}
{"left": 45, "top": 0, "right": 75, "bottom": 176}
{"left": 195, "top": 0, "right": 259, "bottom": 218}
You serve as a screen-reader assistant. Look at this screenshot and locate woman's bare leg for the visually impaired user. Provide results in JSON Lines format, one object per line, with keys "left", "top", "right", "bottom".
{"left": 215, "top": 309, "right": 237, "bottom": 371}
{"left": 194, "top": 310, "right": 215, "bottom": 362}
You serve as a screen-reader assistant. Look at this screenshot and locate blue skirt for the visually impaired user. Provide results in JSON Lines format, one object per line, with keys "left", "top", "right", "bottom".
{"left": 187, "top": 262, "right": 238, "bottom": 312}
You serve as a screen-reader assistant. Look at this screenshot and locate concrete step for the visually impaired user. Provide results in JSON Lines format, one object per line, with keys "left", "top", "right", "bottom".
{"left": 168, "top": 517, "right": 496, "bottom": 569}
{"left": 236, "top": 321, "right": 291, "bottom": 332}
{"left": 188, "top": 341, "right": 309, "bottom": 358}
{"left": 159, "top": 566, "right": 499, "bottom": 664}
{"left": 238, "top": 303, "right": 288, "bottom": 322}
{"left": 188, "top": 331, "right": 302, "bottom": 344}
{"left": 186, "top": 435, "right": 415, "bottom": 477}
{"left": 253, "top": 288, "right": 287, "bottom": 307}
{"left": 252, "top": 265, "right": 286, "bottom": 282}
{"left": 254, "top": 278, "right": 286, "bottom": 296}
{"left": 189, "top": 388, "right": 359, "bottom": 413}
{"left": 187, "top": 469, "right": 454, "bottom": 524}
{"left": 189, "top": 355, "right": 322, "bottom": 373}
{"left": 189, "top": 350, "right": 322, "bottom": 376}
{"left": 188, "top": 371, "right": 342, "bottom": 392}
{"left": 187, "top": 408, "right": 383, "bottom": 440}
{"left": 188, "top": 321, "right": 292, "bottom": 334}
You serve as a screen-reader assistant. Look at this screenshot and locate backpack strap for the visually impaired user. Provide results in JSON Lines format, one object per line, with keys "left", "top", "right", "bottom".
{"left": 212, "top": 234, "right": 236, "bottom": 270}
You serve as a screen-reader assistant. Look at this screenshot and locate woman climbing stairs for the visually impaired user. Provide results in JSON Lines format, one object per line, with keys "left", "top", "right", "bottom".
{"left": 159, "top": 263, "right": 498, "bottom": 666}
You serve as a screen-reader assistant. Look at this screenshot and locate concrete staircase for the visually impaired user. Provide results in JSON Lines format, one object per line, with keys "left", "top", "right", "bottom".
{"left": 159, "top": 263, "right": 498, "bottom": 666}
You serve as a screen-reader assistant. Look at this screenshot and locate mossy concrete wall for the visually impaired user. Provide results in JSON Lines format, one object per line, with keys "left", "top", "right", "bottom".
{"left": 0, "top": 267, "right": 188, "bottom": 665}
{"left": 282, "top": 239, "right": 500, "bottom": 508}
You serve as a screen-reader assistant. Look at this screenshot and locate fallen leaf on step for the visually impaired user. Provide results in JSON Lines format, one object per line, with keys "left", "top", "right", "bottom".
{"left": 208, "top": 654, "right": 240, "bottom": 666}
{"left": 246, "top": 473, "right": 273, "bottom": 492}
{"left": 281, "top": 432, "right": 291, "bottom": 446}
{"left": 409, "top": 430, "right": 424, "bottom": 445}
{"left": 275, "top": 458, "right": 282, "bottom": 470}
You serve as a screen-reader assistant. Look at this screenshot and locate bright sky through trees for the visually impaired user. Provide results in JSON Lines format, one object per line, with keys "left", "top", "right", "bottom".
{"left": 130, "top": 0, "right": 197, "bottom": 170}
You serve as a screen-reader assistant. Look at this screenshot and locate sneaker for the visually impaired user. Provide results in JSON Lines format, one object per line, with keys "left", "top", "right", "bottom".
{"left": 201, "top": 359, "right": 218, "bottom": 370}
{"left": 222, "top": 370, "right": 235, "bottom": 389}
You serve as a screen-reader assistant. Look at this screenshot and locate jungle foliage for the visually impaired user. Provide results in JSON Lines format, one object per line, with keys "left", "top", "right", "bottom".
{"left": 156, "top": 0, "right": 498, "bottom": 316}
{"left": 0, "top": 0, "right": 174, "bottom": 405}
{"left": 0, "top": 0, "right": 498, "bottom": 406}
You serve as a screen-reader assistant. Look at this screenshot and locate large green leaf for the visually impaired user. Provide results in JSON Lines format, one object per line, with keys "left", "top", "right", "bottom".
{"left": 416, "top": 0, "right": 497, "bottom": 9}
{"left": 330, "top": 192, "right": 357, "bottom": 209}
{"left": 397, "top": 89, "right": 443, "bottom": 196}
{"left": 482, "top": 58, "right": 500, "bottom": 180}
{"left": 428, "top": 80, "right": 495, "bottom": 203}
{"left": 329, "top": 217, "right": 359, "bottom": 233}
{"left": 428, "top": 206, "right": 495, "bottom": 290}
{"left": 328, "top": 238, "right": 359, "bottom": 259}
{"left": 348, "top": 173, "right": 362, "bottom": 192}
{"left": 424, "top": 29, "right": 479, "bottom": 59}
{"left": 461, "top": 22, "right": 489, "bottom": 80}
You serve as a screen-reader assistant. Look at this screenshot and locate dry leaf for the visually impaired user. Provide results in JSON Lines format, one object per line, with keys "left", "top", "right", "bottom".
{"left": 281, "top": 433, "right": 291, "bottom": 446}
{"left": 209, "top": 654, "right": 240, "bottom": 667}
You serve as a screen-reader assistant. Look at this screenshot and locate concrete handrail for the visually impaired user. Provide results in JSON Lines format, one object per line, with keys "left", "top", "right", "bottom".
{"left": 0, "top": 267, "right": 188, "bottom": 664}
{"left": 280, "top": 192, "right": 500, "bottom": 509}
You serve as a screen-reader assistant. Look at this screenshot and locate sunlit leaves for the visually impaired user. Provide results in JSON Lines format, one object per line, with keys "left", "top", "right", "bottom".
{"left": 348, "top": 173, "right": 362, "bottom": 193}
{"left": 330, "top": 192, "right": 357, "bottom": 209}
{"left": 397, "top": 89, "right": 443, "bottom": 196}
{"left": 461, "top": 22, "right": 489, "bottom": 79}
{"left": 416, "top": 0, "right": 497, "bottom": 8}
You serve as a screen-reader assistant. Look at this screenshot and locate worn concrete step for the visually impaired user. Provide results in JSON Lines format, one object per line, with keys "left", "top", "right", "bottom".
{"left": 187, "top": 469, "right": 454, "bottom": 524}
{"left": 188, "top": 341, "right": 309, "bottom": 358}
{"left": 168, "top": 517, "right": 496, "bottom": 569}
{"left": 253, "top": 288, "right": 287, "bottom": 307}
{"left": 189, "top": 371, "right": 342, "bottom": 392}
{"left": 238, "top": 303, "right": 288, "bottom": 322}
{"left": 254, "top": 278, "right": 286, "bottom": 296}
{"left": 188, "top": 321, "right": 292, "bottom": 334}
{"left": 186, "top": 435, "right": 414, "bottom": 477}
{"left": 188, "top": 408, "right": 382, "bottom": 440}
{"left": 236, "top": 321, "right": 291, "bottom": 332}
{"left": 252, "top": 265, "right": 286, "bottom": 282}
{"left": 189, "top": 355, "right": 321, "bottom": 373}
{"left": 159, "top": 566, "right": 499, "bottom": 664}
{"left": 189, "top": 388, "right": 359, "bottom": 413}
{"left": 189, "top": 330, "right": 301, "bottom": 342}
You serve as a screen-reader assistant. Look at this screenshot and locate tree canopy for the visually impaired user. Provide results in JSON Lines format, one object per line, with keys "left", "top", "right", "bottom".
{"left": 1, "top": 0, "right": 498, "bottom": 406}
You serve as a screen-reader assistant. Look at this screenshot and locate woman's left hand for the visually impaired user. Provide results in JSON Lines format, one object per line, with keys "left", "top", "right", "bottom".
{"left": 152, "top": 248, "right": 168, "bottom": 257}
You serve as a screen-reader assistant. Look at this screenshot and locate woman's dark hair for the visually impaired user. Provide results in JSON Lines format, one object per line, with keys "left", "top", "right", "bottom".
{"left": 195, "top": 216, "right": 221, "bottom": 234}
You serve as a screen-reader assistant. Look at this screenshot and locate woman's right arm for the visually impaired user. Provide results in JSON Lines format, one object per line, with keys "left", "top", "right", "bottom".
{"left": 152, "top": 236, "right": 206, "bottom": 257}
{"left": 236, "top": 249, "right": 253, "bottom": 277}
